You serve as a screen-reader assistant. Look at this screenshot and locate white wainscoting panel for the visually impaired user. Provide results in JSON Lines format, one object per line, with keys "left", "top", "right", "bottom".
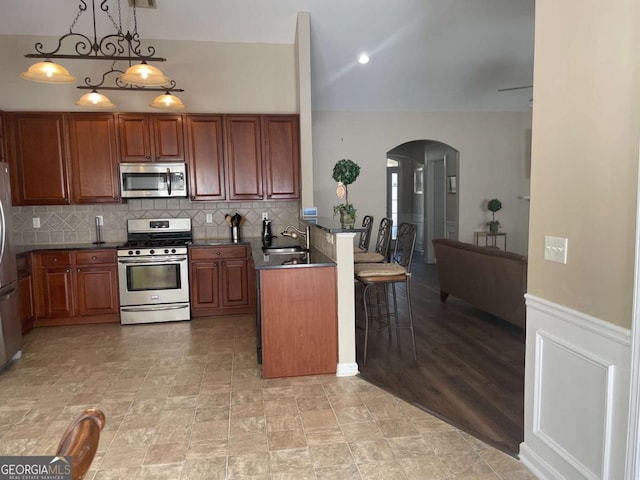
{"left": 521, "top": 295, "right": 631, "bottom": 480}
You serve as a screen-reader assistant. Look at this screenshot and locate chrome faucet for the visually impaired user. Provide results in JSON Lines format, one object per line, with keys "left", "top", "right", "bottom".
{"left": 281, "top": 224, "right": 311, "bottom": 250}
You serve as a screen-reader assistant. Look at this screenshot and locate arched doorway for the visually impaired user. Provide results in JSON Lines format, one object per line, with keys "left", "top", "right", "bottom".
{"left": 387, "top": 140, "right": 459, "bottom": 263}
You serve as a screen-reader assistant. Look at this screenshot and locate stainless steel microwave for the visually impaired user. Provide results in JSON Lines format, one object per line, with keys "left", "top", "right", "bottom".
{"left": 119, "top": 163, "right": 188, "bottom": 198}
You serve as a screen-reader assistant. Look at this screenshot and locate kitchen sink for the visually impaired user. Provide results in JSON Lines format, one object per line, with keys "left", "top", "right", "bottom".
{"left": 262, "top": 245, "right": 309, "bottom": 254}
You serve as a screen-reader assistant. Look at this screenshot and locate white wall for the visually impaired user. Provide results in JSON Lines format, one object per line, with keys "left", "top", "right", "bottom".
{"left": 312, "top": 110, "right": 532, "bottom": 255}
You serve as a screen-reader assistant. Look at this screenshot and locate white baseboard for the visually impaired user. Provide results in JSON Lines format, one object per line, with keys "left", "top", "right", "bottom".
{"left": 336, "top": 362, "right": 359, "bottom": 377}
{"left": 523, "top": 294, "right": 631, "bottom": 480}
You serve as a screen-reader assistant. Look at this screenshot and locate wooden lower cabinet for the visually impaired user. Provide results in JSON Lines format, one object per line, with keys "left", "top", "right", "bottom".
{"left": 189, "top": 245, "right": 255, "bottom": 317}
{"left": 33, "top": 249, "right": 119, "bottom": 327}
{"left": 17, "top": 253, "right": 34, "bottom": 334}
{"left": 260, "top": 266, "right": 338, "bottom": 378}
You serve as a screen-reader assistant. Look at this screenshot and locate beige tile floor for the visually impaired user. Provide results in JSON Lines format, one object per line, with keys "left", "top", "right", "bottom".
{"left": 0, "top": 316, "right": 537, "bottom": 479}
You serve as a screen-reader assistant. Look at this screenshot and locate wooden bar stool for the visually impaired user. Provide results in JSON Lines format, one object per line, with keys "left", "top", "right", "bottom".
{"left": 354, "top": 222, "right": 418, "bottom": 366}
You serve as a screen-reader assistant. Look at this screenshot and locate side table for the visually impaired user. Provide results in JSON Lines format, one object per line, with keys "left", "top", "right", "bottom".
{"left": 474, "top": 231, "right": 507, "bottom": 251}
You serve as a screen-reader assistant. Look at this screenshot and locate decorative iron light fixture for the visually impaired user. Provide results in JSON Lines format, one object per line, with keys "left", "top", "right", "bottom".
{"left": 21, "top": 0, "right": 185, "bottom": 109}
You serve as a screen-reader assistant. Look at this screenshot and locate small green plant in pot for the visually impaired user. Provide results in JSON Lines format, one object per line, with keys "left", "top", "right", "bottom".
{"left": 487, "top": 198, "right": 502, "bottom": 233}
{"left": 332, "top": 159, "right": 361, "bottom": 228}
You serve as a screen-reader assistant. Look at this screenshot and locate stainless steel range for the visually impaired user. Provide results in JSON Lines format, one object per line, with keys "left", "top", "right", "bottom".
{"left": 118, "top": 218, "right": 192, "bottom": 325}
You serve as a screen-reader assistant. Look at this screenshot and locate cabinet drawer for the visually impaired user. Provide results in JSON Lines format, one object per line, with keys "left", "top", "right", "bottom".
{"left": 75, "top": 250, "right": 116, "bottom": 265}
{"left": 189, "top": 245, "right": 248, "bottom": 260}
{"left": 39, "top": 252, "right": 72, "bottom": 267}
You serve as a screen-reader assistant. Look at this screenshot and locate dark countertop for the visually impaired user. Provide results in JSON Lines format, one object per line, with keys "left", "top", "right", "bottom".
{"left": 15, "top": 237, "right": 336, "bottom": 270}
{"left": 16, "top": 242, "right": 122, "bottom": 255}
{"left": 191, "top": 236, "right": 336, "bottom": 270}
{"left": 301, "top": 216, "right": 367, "bottom": 234}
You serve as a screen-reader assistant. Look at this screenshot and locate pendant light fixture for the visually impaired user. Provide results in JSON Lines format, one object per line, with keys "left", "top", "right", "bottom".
{"left": 21, "top": 60, "right": 76, "bottom": 84}
{"left": 119, "top": 61, "right": 170, "bottom": 87}
{"left": 75, "top": 90, "right": 115, "bottom": 108}
{"left": 150, "top": 91, "right": 186, "bottom": 110}
{"left": 22, "top": 0, "right": 185, "bottom": 109}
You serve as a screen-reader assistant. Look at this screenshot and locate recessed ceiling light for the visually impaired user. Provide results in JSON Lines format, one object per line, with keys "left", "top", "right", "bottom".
{"left": 358, "top": 53, "right": 370, "bottom": 65}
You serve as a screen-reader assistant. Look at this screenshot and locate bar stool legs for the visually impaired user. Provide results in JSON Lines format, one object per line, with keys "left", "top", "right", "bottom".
{"left": 361, "top": 278, "right": 417, "bottom": 366}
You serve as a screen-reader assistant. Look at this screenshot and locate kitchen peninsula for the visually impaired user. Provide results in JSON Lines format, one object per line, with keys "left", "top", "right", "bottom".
{"left": 255, "top": 217, "right": 365, "bottom": 378}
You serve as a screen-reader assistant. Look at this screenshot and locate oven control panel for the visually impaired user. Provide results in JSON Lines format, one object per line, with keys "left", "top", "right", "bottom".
{"left": 118, "top": 247, "right": 188, "bottom": 257}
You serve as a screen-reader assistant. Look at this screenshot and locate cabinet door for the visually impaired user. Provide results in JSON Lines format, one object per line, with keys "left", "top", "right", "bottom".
{"left": 152, "top": 115, "right": 185, "bottom": 162}
{"left": 220, "top": 259, "right": 249, "bottom": 307}
{"left": 190, "top": 262, "right": 220, "bottom": 310}
{"left": 8, "top": 113, "right": 69, "bottom": 205}
{"left": 185, "top": 115, "right": 225, "bottom": 200}
{"left": 117, "top": 114, "right": 153, "bottom": 162}
{"left": 261, "top": 266, "right": 337, "bottom": 378}
{"left": 0, "top": 113, "right": 5, "bottom": 164}
{"left": 17, "top": 254, "right": 34, "bottom": 334}
{"left": 225, "top": 115, "right": 263, "bottom": 200}
{"left": 18, "top": 274, "right": 34, "bottom": 334}
{"left": 262, "top": 115, "right": 300, "bottom": 200}
{"left": 75, "top": 264, "right": 119, "bottom": 316}
{"left": 67, "top": 113, "right": 120, "bottom": 204}
{"left": 40, "top": 267, "right": 74, "bottom": 318}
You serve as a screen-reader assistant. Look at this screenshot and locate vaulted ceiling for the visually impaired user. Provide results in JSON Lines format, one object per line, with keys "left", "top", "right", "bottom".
{"left": 0, "top": 0, "right": 535, "bottom": 112}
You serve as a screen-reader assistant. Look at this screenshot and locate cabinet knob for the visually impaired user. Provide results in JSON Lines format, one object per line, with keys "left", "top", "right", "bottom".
{"left": 114, "top": 196, "right": 119, "bottom": 200}
{"left": 53, "top": 258, "right": 58, "bottom": 262}
{"left": 146, "top": 155, "right": 151, "bottom": 160}
{"left": 67, "top": 269, "right": 71, "bottom": 273}
{"left": 91, "top": 256, "right": 97, "bottom": 260}
{"left": 216, "top": 251, "right": 221, "bottom": 256}
{"left": 77, "top": 268, "right": 80, "bottom": 272}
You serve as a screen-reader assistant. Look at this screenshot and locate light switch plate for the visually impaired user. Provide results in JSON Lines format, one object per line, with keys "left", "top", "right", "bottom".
{"left": 206, "top": 213, "right": 213, "bottom": 223}
{"left": 544, "top": 235, "right": 568, "bottom": 264}
{"left": 32, "top": 217, "right": 40, "bottom": 228}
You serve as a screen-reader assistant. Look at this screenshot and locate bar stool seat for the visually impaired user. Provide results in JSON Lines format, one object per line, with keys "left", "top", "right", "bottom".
{"left": 354, "top": 222, "right": 418, "bottom": 366}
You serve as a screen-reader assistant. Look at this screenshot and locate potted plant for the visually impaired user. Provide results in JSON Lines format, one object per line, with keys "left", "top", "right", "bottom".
{"left": 332, "top": 159, "right": 361, "bottom": 228}
{"left": 487, "top": 198, "right": 502, "bottom": 233}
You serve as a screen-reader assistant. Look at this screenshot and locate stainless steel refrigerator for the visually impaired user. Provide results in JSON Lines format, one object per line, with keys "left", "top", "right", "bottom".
{"left": 0, "top": 161, "right": 21, "bottom": 369}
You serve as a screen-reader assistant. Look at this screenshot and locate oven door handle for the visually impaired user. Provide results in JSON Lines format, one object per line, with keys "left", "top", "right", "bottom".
{"left": 118, "top": 255, "right": 188, "bottom": 265}
{"left": 121, "top": 303, "right": 190, "bottom": 312}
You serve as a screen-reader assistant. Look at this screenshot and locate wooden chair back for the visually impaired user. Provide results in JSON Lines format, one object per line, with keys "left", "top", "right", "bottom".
{"left": 55, "top": 408, "right": 105, "bottom": 480}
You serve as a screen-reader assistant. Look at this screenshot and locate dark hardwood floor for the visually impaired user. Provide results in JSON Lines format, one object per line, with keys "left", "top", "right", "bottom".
{"left": 355, "top": 252, "right": 525, "bottom": 456}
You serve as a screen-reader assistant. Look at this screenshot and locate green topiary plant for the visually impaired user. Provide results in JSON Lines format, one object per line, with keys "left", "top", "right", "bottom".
{"left": 487, "top": 198, "right": 502, "bottom": 233}
{"left": 332, "top": 159, "right": 361, "bottom": 226}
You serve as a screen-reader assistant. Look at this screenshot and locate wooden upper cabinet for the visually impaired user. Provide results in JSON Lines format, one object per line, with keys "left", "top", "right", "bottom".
{"left": 67, "top": 113, "right": 120, "bottom": 204}
{"left": 117, "top": 113, "right": 184, "bottom": 162}
{"left": 8, "top": 113, "right": 70, "bottom": 205}
{"left": 262, "top": 115, "right": 300, "bottom": 200}
{"left": 184, "top": 115, "right": 225, "bottom": 201}
{"left": 152, "top": 115, "right": 185, "bottom": 161}
{"left": 225, "top": 115, "right": 263, "bottom": 200}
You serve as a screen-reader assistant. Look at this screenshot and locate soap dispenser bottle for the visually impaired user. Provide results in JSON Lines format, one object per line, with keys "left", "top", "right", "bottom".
{"left": 262, "top": 219, "right": 273, "bottom": 246}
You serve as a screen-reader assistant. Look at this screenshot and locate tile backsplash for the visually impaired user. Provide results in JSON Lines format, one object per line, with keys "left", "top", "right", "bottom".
{"left": 13, "top": 199, "right": 301, "bottom": 245}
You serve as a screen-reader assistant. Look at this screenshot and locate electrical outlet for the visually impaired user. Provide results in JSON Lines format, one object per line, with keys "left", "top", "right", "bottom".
{"left": 206, "top": 213, "right": 213, "bottom": 223}
{"left": 262, "top": 212, "right": 269, "bottom": 220}
{"left": 544, "top": 235, "right": 568, "bottom": 264}
{"left": 32, "top": 217, "right": 40, "bottom": 228}
{"left": 96, "top": 215, "right": 104, "bottom": 226}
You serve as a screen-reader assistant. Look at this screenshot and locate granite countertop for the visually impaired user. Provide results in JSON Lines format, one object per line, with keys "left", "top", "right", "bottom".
{"left": 15, "top": 242, "right": 122, "bottom": 255}
{"left": 15, "top": 236, "right": 336, "bottom": 270}
{"left": 191, "top": 236, "right": 335, "bottom": 270}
